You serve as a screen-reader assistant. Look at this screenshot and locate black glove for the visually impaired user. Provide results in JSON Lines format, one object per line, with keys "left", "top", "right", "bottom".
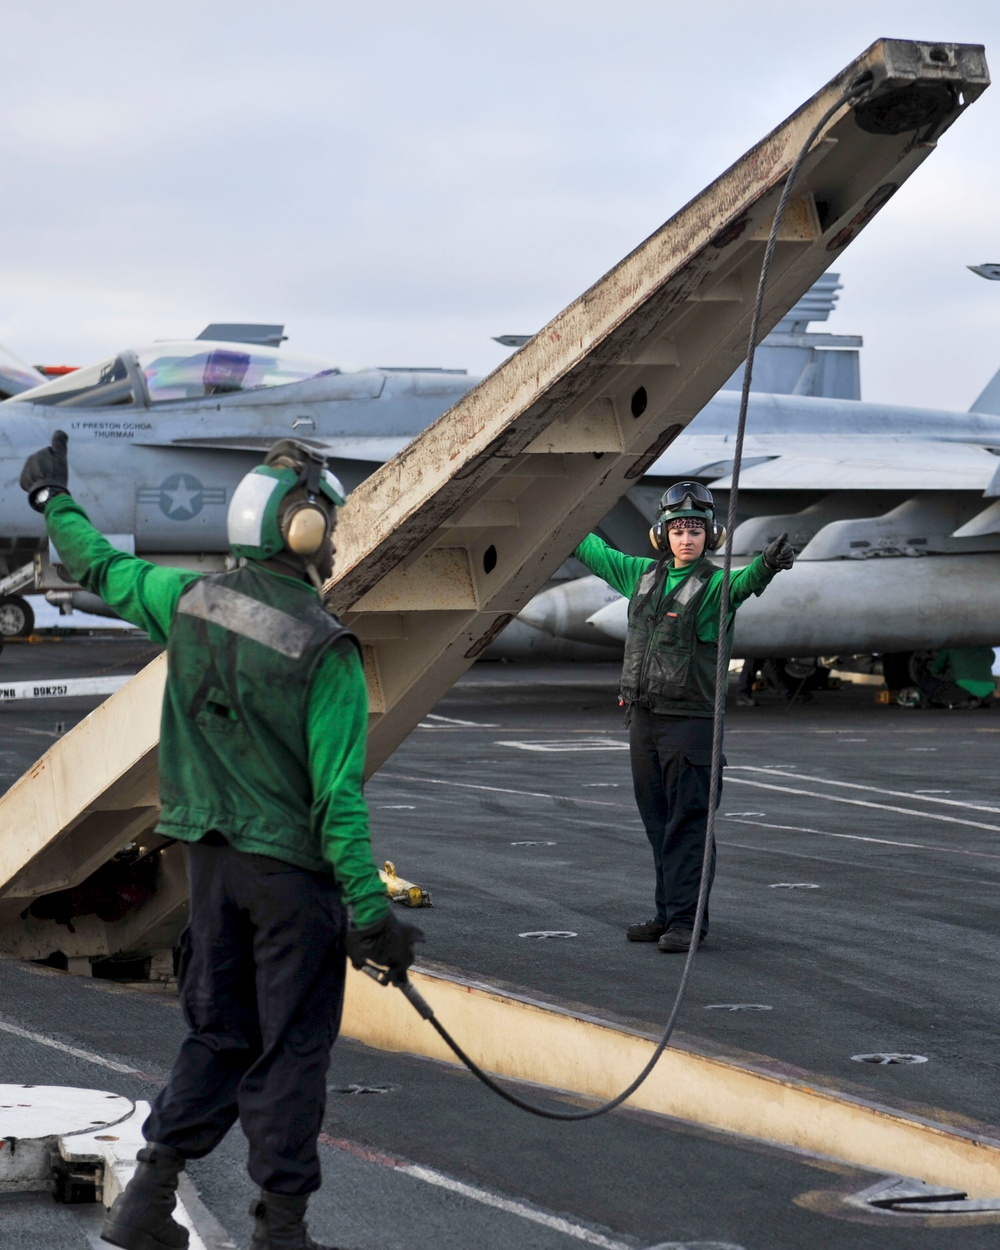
{"left": 345, "top": 909, "right": 425, "bottom": 985}
{"left": 762, "top": 531, "right": 794, "bottom": 572}
{"left": 20, "top": 429, "right": 70, "bottom": 512}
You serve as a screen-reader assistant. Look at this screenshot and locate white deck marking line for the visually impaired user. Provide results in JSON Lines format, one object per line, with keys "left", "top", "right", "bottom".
{"left": 399, "top": 1164, "right": 632, "bottom": 1250}
{"left": 380, "top": 770, "right": 1000, "bottom": 850}
{"left": 377, "top": 765, "right": 1000, "bottom": 835}
{"left": 421, "top": 713, "right": 500, "bottom": 727}
{"left": 496, "top": 738, "right": 629, "bottom": 753}
{"left": 723, "top": 818, "right": 1000, "bottom": 861}
{"left": 321, "top": 1135, "right": 634, "bottom": 1249}
{"left": 70, "top": 1190, "right": 211, "bottom": 1250}
{"left": 0, "top": 1027, "right": 207, "bottom": 1244}
{"left": 380, "top": 773, "right": 619, "bottom": 806}
{"left": 726, "top": 778, "right": 1000, "bottom": 834}
{"left": 0, "top": 1018, "right": 158, "bottom": 1080}
{"left": 731, "top": 766, "right": 1000, "bottom": 815}
{"left": 2, "top": 1019, "right": 629, "bottom": 1248}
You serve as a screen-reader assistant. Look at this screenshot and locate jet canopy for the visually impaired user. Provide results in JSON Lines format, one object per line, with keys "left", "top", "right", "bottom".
{"left": 6, "top": 341, "right": 341, "bottom": 408}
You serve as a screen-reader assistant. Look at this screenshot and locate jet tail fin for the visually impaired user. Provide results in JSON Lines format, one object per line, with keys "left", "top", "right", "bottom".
{"left": 967, "top": 267, "right": 1000, "bottom": 413}
{"left": 969, "top": 367, "right": 1000, "bottom": 416}
{"left": 722, "top": 272, "right": 862, "bottom": 400}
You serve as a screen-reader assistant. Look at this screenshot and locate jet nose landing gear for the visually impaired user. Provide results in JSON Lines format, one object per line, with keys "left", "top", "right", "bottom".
{"left": 0, "top": 594, "right": 35, "bottom": 639}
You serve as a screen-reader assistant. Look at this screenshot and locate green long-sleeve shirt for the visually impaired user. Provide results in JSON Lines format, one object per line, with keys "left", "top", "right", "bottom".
{"left": 44, "top": 494, "right": 389, "bottom": 927}
{"left": 930, "top": 646, "right": 996, "bottom": 699}
{"left": 573, "top": 533, "right": 775, "bottom": 638}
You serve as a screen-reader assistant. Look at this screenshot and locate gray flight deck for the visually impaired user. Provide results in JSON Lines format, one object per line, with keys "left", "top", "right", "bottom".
{"left": 1, "top": 635, "right": 999, "bottom": 1248}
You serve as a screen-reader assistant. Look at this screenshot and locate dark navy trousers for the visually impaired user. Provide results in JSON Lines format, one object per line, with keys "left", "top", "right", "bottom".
{"left": 628, "top": 708, "right": 721, "bottom": 937}
{"left": 144, "top": 838, "right": 346, "bottom": 1195}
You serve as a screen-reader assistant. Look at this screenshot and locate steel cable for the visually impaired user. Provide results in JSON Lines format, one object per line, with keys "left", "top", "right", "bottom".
{"left": 378, "top": 73, "right": 875, "bottom": 1120}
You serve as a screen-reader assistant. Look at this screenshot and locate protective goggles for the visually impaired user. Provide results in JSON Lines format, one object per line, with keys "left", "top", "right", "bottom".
{"left": 264, "top": 438, "right": 346, "bottom": 506}
{"left": 659, "top": 481, "right": 715, "bottom": 513}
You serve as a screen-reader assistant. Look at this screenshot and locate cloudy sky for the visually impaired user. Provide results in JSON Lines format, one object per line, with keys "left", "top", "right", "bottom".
{"left": 1, "top": 2, "right": 998, "bottom": 411}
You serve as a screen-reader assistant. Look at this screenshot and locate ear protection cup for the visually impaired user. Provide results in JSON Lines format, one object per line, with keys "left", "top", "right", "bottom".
{"left": 281, "top": 500, "right": 331, "bottom": 556}
{"left": 649, "top": 521, "right": 667, "bottom": 552}
{"left": 707, "top": 522, "right": 726, "bottom": 551}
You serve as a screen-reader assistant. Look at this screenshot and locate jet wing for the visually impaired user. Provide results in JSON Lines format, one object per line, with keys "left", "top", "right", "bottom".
{"left": 647, "top": 433, "right": 1000, "bottom": 489}
{"left": 646, "top": 434, "right": 779, "bottom": 478}
{"left": 705, "top": 438, "right": 1000, "bottom": 491}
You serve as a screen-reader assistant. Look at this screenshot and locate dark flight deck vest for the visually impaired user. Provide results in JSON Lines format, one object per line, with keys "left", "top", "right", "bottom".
{"left": 619, "top": 556, "right": 729, "bottom": 718}
{"left": 157, "top": 563, "right": 359, "bottom": 871}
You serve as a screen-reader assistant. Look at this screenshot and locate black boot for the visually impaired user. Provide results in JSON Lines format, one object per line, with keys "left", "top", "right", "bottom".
{"left": 249, "top": 1191, "right": 344, "bottom": 1250}
{"left": 101, "top": 1143, "right": 188, "bottom": 1250}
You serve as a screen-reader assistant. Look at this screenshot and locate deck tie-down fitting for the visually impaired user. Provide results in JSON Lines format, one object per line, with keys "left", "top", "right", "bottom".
{"left": 852, "top": 1177, "right": 1000, "bottom": 1216}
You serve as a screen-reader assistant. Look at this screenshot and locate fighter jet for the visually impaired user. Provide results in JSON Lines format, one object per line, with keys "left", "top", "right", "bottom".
{"left": 0, "top": 328, "right": 477, "bottom": 634}
{"left": 0, "top": 276, "right": 854, "bottom": 622}
{"left": 3, "top": 275, "right": 1000, "bottom": 671}
{"left": 518, "top": 270, "right": 1000, "bottom": 669}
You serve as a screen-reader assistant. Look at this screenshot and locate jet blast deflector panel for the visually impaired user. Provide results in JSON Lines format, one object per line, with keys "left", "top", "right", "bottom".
{"left": 0, "top": 39, "right": 988, "bottom": 959}
{"left": 332, "top": 37, "right": 988, "bottom": 768}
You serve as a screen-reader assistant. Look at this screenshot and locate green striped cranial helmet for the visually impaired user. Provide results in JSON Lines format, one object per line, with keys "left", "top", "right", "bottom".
{"left": 227, "top": 439, "right": 347, "bottom": 562}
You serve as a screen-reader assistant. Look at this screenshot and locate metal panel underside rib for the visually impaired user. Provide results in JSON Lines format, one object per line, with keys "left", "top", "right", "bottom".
{"left": 0, "top": 38, "right": 989, "bottom": 958}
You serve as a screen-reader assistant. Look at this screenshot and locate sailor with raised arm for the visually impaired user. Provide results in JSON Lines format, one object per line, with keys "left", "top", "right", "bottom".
{"left": 21, "top": 431, "right": 423, "bottom": 1250}
{"left": 574, "top": 482, "right": 792, "bottom": 953}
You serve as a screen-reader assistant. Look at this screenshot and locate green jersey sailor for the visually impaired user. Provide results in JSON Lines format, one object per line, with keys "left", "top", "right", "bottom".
{"left": 20, "top": 430, "right": 423, "bottom": 1250}
{"left": 574, "top": 481, "right": 793, "bottom": 953}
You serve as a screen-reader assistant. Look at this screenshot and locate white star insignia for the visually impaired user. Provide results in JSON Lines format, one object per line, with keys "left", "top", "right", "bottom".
{"left": 163, "top": 478, "right": 201, "bottom": 516}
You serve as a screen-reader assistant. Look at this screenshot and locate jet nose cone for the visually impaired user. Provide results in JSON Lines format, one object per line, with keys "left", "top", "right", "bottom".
{"left": 587, "top": 600, "right": 628, "bottom": 643}
{"left": 517, "top": 585, "right": 564, "bottom": 635}
{"left": 520, "top": 576, "right": 624, "bottom": 647}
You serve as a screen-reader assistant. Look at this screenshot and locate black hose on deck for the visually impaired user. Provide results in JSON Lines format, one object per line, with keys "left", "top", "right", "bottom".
{"left": 374, "top": 72, "right": 875, "bottom": 1121}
